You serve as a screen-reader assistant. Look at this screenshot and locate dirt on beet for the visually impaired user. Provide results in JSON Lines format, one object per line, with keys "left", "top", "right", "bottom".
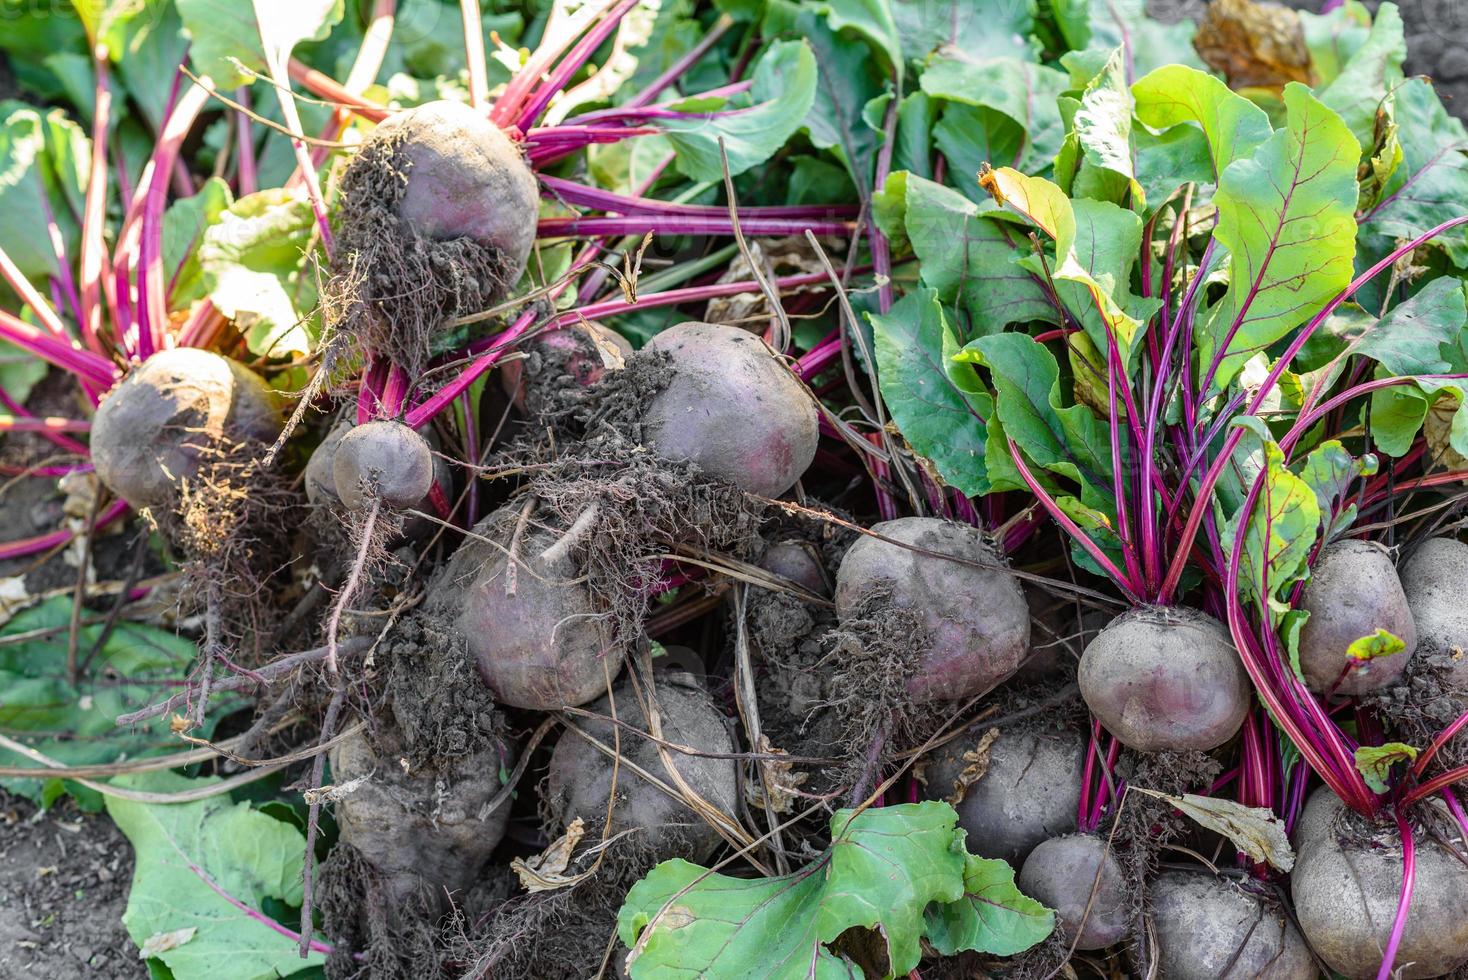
{"left": 0, "top": 791, "right": 146, "bottom": 980}
{"left": 330, "top": 129, "right": 517, "bottom": 377}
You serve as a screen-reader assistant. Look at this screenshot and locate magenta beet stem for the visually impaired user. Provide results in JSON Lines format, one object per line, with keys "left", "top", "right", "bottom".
{"left": 537, "top": 215, "right": 854, "bottom": 238}
{"left": 1377, "top": 809, "right": 1416, "bottom": 980}
{"left": 0, "top": 498, "right": 127, "bottom": 562}
{"left": 539, "top": 175, "right": 859, "bottom": 220}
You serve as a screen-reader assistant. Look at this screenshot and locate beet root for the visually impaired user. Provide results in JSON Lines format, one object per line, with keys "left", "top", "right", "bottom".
{"left": 328, "top": 725, "right": 516, "bottom": 907}
{"left": 1017, "top": 833, "right": 1129, "bottom": 950}
{"left": 757, "top": 538, "right": 830, "bottom": 597}
{"left": 331, "top": 420, "right": 435, "bottom": 510}
{"left": 1401, "top": 537, "right": 1468, "bottom": 691}
{"left": 835, "top": 517, "right": 1029, "bottom": 703}
{"left": 546, "top": 673, "right": 737, "bottom": 865}
{"left": 640, "top": 321, "right": 818, "bottom": 497}
{"left": 90, "top": 348, "right": 281, "bottom": 508}
{"left": 920, "top": 726, "right": 1083, "bottom": 864}
{"left": 1296, "top": 539, "right": 1416, "bottom": 695}
{"left": 334, "top": 99, "right": 538, "bottom": 371}
{"left": 1292, "top": 806, "right": 1468, "bottom": 978}
{"left": 1151, "top": 870, "right": 1315, "bottom": 979}
{"left": 304, "top": 418, "right": 349, "bottom": 507}
{"left": 1078, "top": 605, "right": 1250, "bottom": 752}
{"left": 438, "top": 506, "right": 622, "bottom": 710}
{"left": 502, "top": 320, "right": 631, "bottom": 413}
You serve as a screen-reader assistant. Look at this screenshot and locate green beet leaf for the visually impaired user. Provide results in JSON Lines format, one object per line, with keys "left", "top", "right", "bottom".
{"left": 178, "top": 0, "right": 343, "bottom": 89}
{"left": 107, "top": 771, "right": 327, "bottom": 980}
{"left": 869, "top": 288, "right": 992, "bottom": 497}
{"left": 617, "top": 801, "right": 1052, "bottom": 979}
{"left": 1223, "top": 422, "right": 1321, "bottom": 607}
{"left": 1200, "top": 84, "right": 1360, "bottom": 393}
{"left": 0, "top": 597, "right": 209, "bottom": 808}
{"left": 655, "top": 40, "right": 817, "bottom": 181}
{"left": 1353, "top": 742, "right": 1418, "bottom": 794}
{"left": 199, "top": 188, "right": 322, "bottom": 359}
{"left": 1357, "top": 77, "right": 1468, "bottom": 266}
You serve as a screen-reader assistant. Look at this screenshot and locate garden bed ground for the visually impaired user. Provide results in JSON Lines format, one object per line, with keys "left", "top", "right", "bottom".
{"left": 0, "top": 791, "right": 145, "bottom": 980}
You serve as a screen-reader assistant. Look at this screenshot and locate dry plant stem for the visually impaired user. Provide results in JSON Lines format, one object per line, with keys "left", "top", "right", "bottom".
{"left": 78, "top": 531, "right": 152, "bottom": 677}
{"left": 327, "top": 498, "right": 381, "bottom": 674}
{"left": 65, "top": 483, "right": 103, "bottom": 685}
{"left": 299, "top": 682, "right": 346, "bottom": 959}
{"left": 115, "top": 636, "right": 372, "bottom": 726}
{"left": 539, "top": 501, "right": 602, "bottom": 568}
{"left": 732, "top": 584, "right": 789, "bottom": 873}
{"left": 718, "top": 140, "right": 792, "bottom": 351}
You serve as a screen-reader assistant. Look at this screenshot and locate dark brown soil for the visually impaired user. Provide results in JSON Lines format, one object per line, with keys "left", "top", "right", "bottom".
{"left": 0, "top": 791, "right": 145, "bottom": 980}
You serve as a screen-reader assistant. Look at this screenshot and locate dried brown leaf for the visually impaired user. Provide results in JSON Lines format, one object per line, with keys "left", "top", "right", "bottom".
{"left": 947, "top": 727, "right": 999, "bottom": 806}
{"left": 512, "top": 816, "right": 587, "bottom": 892}
{"left": 745, "top": 735, "right": 809, "bottom": 815}
{"left": 1194, "top": 0, "right": 1313, "bottom": 91}
{"left": 1135, "top": 788, "right": 1295, "bottom": 872}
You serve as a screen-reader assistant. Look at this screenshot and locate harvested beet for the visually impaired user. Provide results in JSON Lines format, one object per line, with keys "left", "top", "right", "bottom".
{"left": 502, "top": 320, "right": 631, "bottom": 413}
{"left": 834, "top": 518, "right": 1029, "bottom": 703}
{"left": 545, "top": 673, "right": 737, "bottom": 864}
{"left": 1296, "top": 539, "right": 1416, "bottom": 695}
{"left": 757, "top": 538, "right": 830, "bottom": 597}
{"left": 90, "top": 348, "right": 281, "bottom": 508}
{"left": 1401, "top": 537, "right": 1468, "bottom": 690}
{"left": 331, "top": 420, "right": 435, "bottom": 510}
{"left": 1151, "top": 870, "right": 1315, "bottom": 979}
{"left": 640, "top": 321, "right": 818, "bottom": 497}
{"left": 1293, "top": 804, "right": 1468, "bottom": 978}
{"left": 1018, "top": 833, "right": 1129, "bottom": 950}
{"left": 1078, "top": 605, "right": 1250, "bottom": 752}
{"left": 436, "top": 506, "right": 622, "bottom": 710}
{"left": 920, "top": 726, "right": 1083, "bottom": 864}
{"left": 305, "top": 418, "right": 349, "bottom": 507}
{"left": 333, "top": 100, "right": 538, "bottom": 371}
{"left": 328, "top": 725, "right": 516, "bottom": 908}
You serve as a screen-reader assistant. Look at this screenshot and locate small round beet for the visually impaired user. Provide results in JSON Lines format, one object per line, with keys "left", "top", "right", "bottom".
{"left": 1078, "top": 605, "right": 1250, "bottom": 752}
{"left": 757, "top": 539, "right": 829, "bottom": 597}
{"left": 1401, "top": 537, "right": 1468, "bottom": 691}
{"left": 331, "top": 420, "right": 435, "bottom": 510}
{"left": 835, "top": 518, "right": 1030, "bottom": 703}
{"left": 546, "top": 673, "right": 737, "bottom": 864}
{"left": 444, "top": 507, "right": 623, "bottom": 710}
{"left": 375, "top": 99, "right": 538, "bottom": 284}
{"left": 1018, "top": 834, "right": 1129, "bottom": 950}
{"left": 1151, "top": 870, "right": 1315, "bottom": 979}
{"left": 502, "top": 320, "right": 631, "bottom": 411}
{"left": 641, "top": 322, "right": 818, "bottom": 497}
{"left": 1296, "top": 540, "right": 1416, "bottom": 695}
{"left": 91, "top": 348, "right": 281, "bottom": 508}
{"left": 921, "top": 726, "right": 1083, "bottom": 864}
{"left": 305, "top": 419, "right": 349, "bottom": 507}
{"left": 1293, "top": 808, "right": 1468, "bottom": 978}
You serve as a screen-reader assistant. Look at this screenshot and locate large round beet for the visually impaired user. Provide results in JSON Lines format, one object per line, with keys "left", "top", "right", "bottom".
{"left": 835, "top": 518, "right": 1029, "bottom": 703}
{"left": 640, "top": 322, "right": 818, "bottom": 497}
{"left": 921, "top": 726, "right": 1083, "bottom": 864}
{"left": 546, "top": 674, "right": 737, "bottom": 864}
{"left": 1293, "top": 809, "right": 1468, "bottom": 978}
{"left": 372, "top": 99, "right": 538, "bottom": 283}
{"left": 329, "top": 726, "right": 516, "bottom": 905}
{"left": 1018, "top": 834, "right": 1129, "bottom": 950}
{"left": 1401, "top": 537, "right": 1468, "bottom": 691}
{"left": 441, "top": 507, "right": 623, "bottom": 710}
{"left": 91, "top": 348, "right": 281, "bottom": 508}
{"left": 1296, "top": 540, "right": 1416, "bottom": 695}
{"left": 1078, "top": 606, "right": 1250, "bottom": 752}
{"left": 331, "top": 420, "right": 435, "bottom": 510}
{"left": 1151, "top": 870, "right": 1315, "bottom": 979}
